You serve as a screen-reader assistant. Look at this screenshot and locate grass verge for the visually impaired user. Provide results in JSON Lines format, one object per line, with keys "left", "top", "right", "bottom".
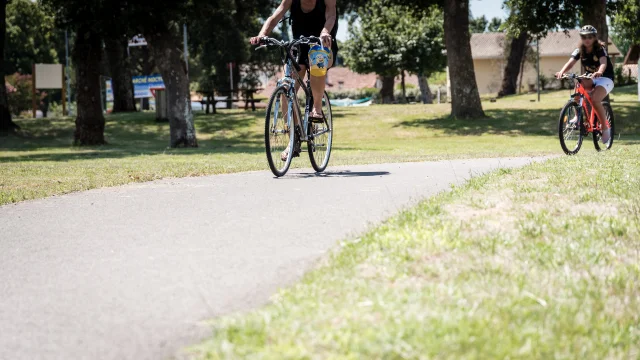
{"left": 1, "top": 86, "right": 639, "bottom": 205}
{"left": 193, "top": 144, "right": 640, "bottom": 359}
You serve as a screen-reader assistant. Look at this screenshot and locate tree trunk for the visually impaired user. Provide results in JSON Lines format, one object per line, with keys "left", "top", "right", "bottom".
{"left": 73, "top": 26, "right": 106, "bottom": 145}
{"left": 0, "top": 0, "right": 19, "bottom": 134}
{"left": 104, "top": 37, "right": 136, "bottom": 113}
{"left": 499, "top": 32, "right": 528, "bottom": 97}
{"left": 379, "top": 75, "right": 395, "bottom": 104}
{"left": 518, "top": 50, "right": 526, "bottom": 94}
{"left": 146, "top": 28, "right": 197, "bottom": 148}
{"left": 401, "top": 71, "right": 406, "bottom": 101}
{"left": 418, "top": 75, "right": 433, "bottom": 104}
{"left": 582, "top": 0, "right": 608, "bottom": 50}
{"left": 443, "top": 0, "right": 485, "bottom": 118}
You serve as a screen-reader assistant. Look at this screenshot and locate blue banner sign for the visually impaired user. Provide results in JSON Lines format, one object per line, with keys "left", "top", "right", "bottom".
{"left": 106, "top": 74, "right": 165, "bottom": 100}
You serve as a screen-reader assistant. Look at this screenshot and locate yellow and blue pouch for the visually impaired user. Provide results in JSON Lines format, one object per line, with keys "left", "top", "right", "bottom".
{"left": 308, "top": 45, "right": 332, "bottom": 77}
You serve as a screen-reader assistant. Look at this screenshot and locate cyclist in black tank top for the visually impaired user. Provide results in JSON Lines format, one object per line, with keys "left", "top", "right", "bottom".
{"left": 250, "top": 0, "right": 338, "bottom": 120}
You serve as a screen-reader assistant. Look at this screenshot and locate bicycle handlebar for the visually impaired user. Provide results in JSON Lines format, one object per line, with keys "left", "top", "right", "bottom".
{"left": 561, "top": 73, "right": 593, "bottom": 80}
{"left": 255, "top": 36, "right": 324, "bottom": 72}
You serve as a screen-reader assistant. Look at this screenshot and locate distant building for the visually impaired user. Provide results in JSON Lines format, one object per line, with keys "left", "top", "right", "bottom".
{"left": 467, "top": 30, "right": 622, "bottom": 95}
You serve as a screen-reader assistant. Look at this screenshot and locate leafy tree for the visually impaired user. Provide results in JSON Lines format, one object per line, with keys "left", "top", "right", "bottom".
{"left": 5, "top": 0, "right": 60, "bottom": 75}
{"left": 383, "top": 0, "right": 484, "bottom": 117}
{"left": 344, "top": 0, "right": 446, "bottom": 104}
{"left": 501, "top": 0, "right": 580, "bottom": 97}
{"left": 443, "top": 0, "right": 484, "bottom": 117}
{"left": 123, "top": 0, "right": 204, "bottom": 147}
{"left": 1, "top": 0, "right": 19, "bottom": 133}
{"left": 488, "top": 17, "right": 503, "bottom": 32}
{"left": 105, "top": 36, "right": 136, "bottom": 113}
{"left": 581, "top": 0, "right": 608, "bottom": 47}
{"left": 469, "top": 15, "right": 488, "bottom": 33}
{"left": 610, "top": 0, "right": 640, "bottom": 53}
{"left": 103, "top": 6, "right": 136, "bottom": 115}
{"left": 41, "top": 0, "right": 110, "bottom": 145}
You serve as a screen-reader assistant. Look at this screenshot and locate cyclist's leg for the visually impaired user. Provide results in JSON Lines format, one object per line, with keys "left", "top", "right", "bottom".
{"left": 591, "top": 82, "right": 611, "bottom": 131}
{"left": 309, "top": 57, "right": 333, "bottom": 118}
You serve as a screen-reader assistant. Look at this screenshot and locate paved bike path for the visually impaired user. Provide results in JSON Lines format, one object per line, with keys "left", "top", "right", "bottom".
{"left": 0, "top": 157, "right": 546, "bottom": 360}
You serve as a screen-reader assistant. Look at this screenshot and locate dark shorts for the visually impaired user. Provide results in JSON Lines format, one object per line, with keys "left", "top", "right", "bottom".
{"left": 297, "top": 42, "right": 339, "bottom": 70}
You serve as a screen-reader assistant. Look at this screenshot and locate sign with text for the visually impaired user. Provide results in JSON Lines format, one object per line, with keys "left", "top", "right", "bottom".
{"left": 106, "top": 74, "right": 165, "bottom": 100}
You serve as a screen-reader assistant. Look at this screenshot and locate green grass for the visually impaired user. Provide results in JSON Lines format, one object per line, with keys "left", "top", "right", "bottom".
{"left": 192, "top": 144, "right": 640, "bottom": 360}
{"left": 1, "top": 86, "right": 639, "bottom": 205}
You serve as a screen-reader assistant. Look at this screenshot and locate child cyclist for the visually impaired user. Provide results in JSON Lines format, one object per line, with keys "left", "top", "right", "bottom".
{"left": 555, "top": 25, "right": 614, "bottom": 144}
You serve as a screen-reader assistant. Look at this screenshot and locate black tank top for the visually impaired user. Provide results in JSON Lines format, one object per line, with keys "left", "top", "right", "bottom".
{"left": 291, "top": 0, "right": 338, "bottom": 39}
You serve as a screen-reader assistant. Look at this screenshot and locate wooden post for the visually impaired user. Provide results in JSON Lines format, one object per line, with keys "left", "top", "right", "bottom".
{"left": 32, "top": 64, "right": 37, "bottom": 118}
{"left": 61, "top": 66, "right": 67, "bottom": 116}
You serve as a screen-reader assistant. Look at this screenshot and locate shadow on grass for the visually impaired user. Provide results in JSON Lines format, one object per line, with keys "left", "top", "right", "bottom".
{"left": 0, "top": 108, "right": 360, "bottom": 163}
{"left": 399, "top": 103, "right": 639, "bottom": 137}
{"left": 398, "top": 108, "right": 557, "bottom": 136}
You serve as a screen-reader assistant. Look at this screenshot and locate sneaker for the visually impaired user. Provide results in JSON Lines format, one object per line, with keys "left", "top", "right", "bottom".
{"left": 601, "top": 128, "right": 611, "bottom": 144}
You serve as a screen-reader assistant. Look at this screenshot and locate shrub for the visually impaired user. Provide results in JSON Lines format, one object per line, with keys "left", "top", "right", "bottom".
{"left": 327, "top": 87, "right": 380, "bottom": 101}
{"left": 5, "top": 73, "right": 46, "bottom": 117}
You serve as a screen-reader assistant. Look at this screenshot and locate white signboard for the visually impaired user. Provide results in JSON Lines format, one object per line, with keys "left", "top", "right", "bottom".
{"left": 34, "top": 64, "right": 63, "bottom": 89}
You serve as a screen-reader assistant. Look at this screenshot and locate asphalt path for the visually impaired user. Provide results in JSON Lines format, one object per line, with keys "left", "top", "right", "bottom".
{"left": 0, "top": 157, "right": 546, "bottom": 359}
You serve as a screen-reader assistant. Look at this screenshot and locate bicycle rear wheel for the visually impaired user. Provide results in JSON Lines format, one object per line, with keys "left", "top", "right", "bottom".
{"left": 558, "top": 101, "right": 583, "bottom": 155}
{"left": 593, "top": 102, "right": 614, "bottom": 152}
{"left": 265, "top": 86, "right": 295, "bottom": 177}
{"left": 308, "top": 91, "right": 333, "bottom": 173}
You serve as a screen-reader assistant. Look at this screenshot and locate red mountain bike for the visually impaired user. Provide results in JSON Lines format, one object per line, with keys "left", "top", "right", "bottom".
{"left": 558, "top": 73, "right": 615, "bottom": 155}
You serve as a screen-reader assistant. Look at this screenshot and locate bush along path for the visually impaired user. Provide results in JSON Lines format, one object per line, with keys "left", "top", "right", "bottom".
{"left": 194, "top": 145, "right": 640, "bottom": 359}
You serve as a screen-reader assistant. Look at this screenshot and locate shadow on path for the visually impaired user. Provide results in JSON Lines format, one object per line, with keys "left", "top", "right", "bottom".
{"left": 283, "top": 170, "right": 391, "bottom": 179}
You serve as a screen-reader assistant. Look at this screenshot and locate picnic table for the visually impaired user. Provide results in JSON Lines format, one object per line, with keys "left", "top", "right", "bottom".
{"left": 202, "top": 88, "right": 264, "bottom": 113}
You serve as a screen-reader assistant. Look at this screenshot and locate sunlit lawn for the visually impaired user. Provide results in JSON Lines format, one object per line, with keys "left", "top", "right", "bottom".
{"left": 194, "top": 132, "right": 640, "bottom": 360}
{"left": 1, "top": 85, "right": 639, "bottom": 205}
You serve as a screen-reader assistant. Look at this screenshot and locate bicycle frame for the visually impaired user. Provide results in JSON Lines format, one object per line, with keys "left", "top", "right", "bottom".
{"left": 275, "top": 49, "right": 315, "bottom": 142}
{"left": 572, "top": 80, "right": 601, "bottom": 134}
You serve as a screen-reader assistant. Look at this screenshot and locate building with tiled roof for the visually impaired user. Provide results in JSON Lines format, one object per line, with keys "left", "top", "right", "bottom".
{"left": 469, "top": 30, "right": 622, "bottom": 94}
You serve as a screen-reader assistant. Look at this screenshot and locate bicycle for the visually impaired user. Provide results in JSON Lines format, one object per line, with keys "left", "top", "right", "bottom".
{"left": 558, "top": 73, "right": 615, "bottom": 155}
{"left": 256, "top": 36, "right": 333, "bottom": 177}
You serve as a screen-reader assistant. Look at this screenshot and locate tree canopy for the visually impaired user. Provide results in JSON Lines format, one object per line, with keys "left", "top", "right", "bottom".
{"left": 344, "top": 0, "right": 445, "bottom": 78}
{"left": 6, "top": 0, "right": 61, "bottom": 74}
{"left": 610, "top": 0, "right": 640, "bottom": 52}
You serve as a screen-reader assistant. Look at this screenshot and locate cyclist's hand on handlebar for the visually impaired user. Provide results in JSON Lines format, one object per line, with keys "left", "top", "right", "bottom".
{"left": 555, "top": 71, "right": 564, "bottom": 80}
{"left": 250, "top": 36, "right": 264, "bottom": 45}
{"left": 591, "top": 71, "right": 603, "bottom": 79}
{"left": 320, "top": 31, "right": 332, "bottom": 48}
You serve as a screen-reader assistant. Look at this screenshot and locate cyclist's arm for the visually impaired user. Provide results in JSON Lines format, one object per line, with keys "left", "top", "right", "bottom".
{"left": 322, "top": 0, "right": 337, "bottom": 36}
{"left": 594, "top": 57, "right": 608, "bottom": 76}
{"left": 594, "top": 48, "right": 608, "bottom": 77}
{"left": 558, "top": 58, "right": 578, "bottom": 76}
{"left": 258, "top": 0, "right": 292, "bottom": 37}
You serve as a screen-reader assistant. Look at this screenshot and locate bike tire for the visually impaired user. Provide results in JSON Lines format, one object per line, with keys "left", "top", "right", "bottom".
{"left": 308, "top": 91, "right": 333, "bottom": 173}
{"left": 593, "top": 102, "right": 614, "bottom": 152}
{"left": 558, "top": 101, "right": 583, "bottom": 155}
{"left": 265, "top": 86, "right": 295, "bottom": 177}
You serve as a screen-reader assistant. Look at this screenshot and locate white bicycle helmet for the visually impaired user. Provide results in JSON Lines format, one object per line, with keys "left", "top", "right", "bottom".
{"left": 580, "top": 25, "right": 597, "bottom": 35}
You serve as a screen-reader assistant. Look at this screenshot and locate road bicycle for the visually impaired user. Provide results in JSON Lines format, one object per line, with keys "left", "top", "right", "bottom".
{"left": 558, "top": 73, "right": 615, "bottom": 155}
{"left": 256, "top": 36, "right": 333, "bottom": 177}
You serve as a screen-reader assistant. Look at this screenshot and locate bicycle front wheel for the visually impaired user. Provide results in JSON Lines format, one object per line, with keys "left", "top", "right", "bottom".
{"left": 593, "top": 102, "right": 614, "bottom": 152}
{"left": 307, "top": 92, "right": 333, "bottom": 172}
{"left": 308, "top": 91, "right": 333, "bottom": 173}
{"left": 558, "top": 101, "right": 583, "bottom": 155}
{"left": 265, "top": 86, "right": 295, "bottom": 177}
